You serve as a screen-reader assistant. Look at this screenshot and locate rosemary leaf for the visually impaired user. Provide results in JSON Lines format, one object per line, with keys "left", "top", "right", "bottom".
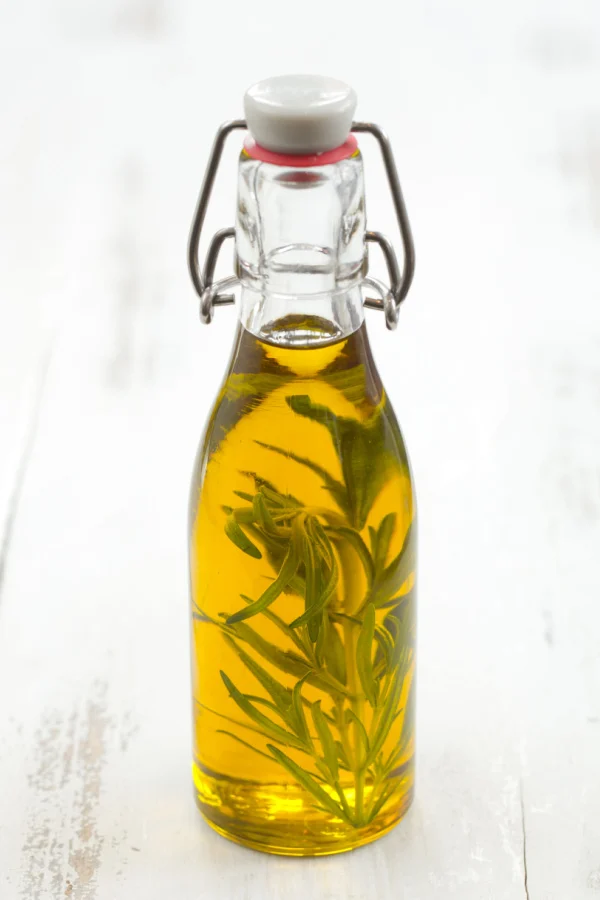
{"left": 255, "top": 440, "right": 350, "bottom": 519}
{"left": 328, "top": 526, "right": 374, "bottom": 585}
{"left": 221, "top": 617, "right": 349, "bottom": 701}
{"left": 339, "top": 426, "right": 368, "bottom": 528}
{"left": 238, "top": 594, "right": 310, "bottom": 656}
{"left": 290, "top": 521, "right": 338, "bottom": 629}
{"left": 285, "top": 394, "right": 392, "bottom": 529}
{"left": 242, "top": 695, "right": 286, "bottom": 717}
{"left": 322, "top": 365, "right": 367, "bottom": 404}
{"left": 368, "top": 525, "right": 378, "bottom": 555}
{"left": 198, "top": 702, "right": 291, "bottom": 747}
{"left": 374, "top": 512, "right": 396, "bottom": 571}
{"left": 356, "top": 604, "right": 379, "bottom": 707}
{"left": 382, "top": 744, "right": 404, "bottom": 776}
{"left": 311, "top": 701, "right": 339, "bottom": 781}
{"left": 375, "top": 591, "right": 415, "bottom": 674}
{"left": 378, "top": 588, "right": 414, "bottom": 610}
{"left": 286, "top": 395, "right": 340, "bottom": 434}
{"left": 314, "top": 759, "right": 336, "bottom": 784}
{"left": 374, "top": 624, "right": 396, "bottom": 678}
{"left": 290, "top": 558, "right": 337, "bottom": 628}
{"left": 253, "top": 491, "right": 278, "bottom": 534}
{"left": 241, "top": 472, "right": 302, "bottom": 509}
{"left": 227, "top": 528, "right": 300, "bottom": 624}
{"left": 223, "top": 636, "right": 293, "bottom": 715}
{"left": 334, "top": 740, "right": 351, "bottom": 770}
{"left": 367, "top": 781, "right": 403, "bottom": 822}
{"left": 380, "top": 715, "right": 415, "bottom": 779}
{"left": 233, "top": 490, "right": 254, "bottom": 502}
{"left": 318, "top": 613, "right": 347, "bottom": 685}
{"left": 370, "top": 523, "right": 416, "bottom": 608}
{"left": 232, "top": 507, "right": 256, "bottom": 524}
{"left": 291, "top": 676, "right": 312, "bottom": 746}
{"left": 266, "top": 744, "right": 351, "bottom": 823}
{"left": 364, "top": 668, "right": 404, "bottom": 767}
{"left": 225, "top": 619, "right": 308, "bottom": 673}
{"left": 330, "top": 612, "right": 363, "bottom": 626}
{"left": 224, "top": 515, "right": 262, "bottom": 559}
{"left": 191, "top": 603, "right": 216, "bottom": 624}
{"left": 224, "top": 372, "right": 293, "bottom": 400}
{"left": 334, "top": 782, "right": 355, "bottom": 823}
{"left": 220, "top": 672, "right": 307, "bottom": 751}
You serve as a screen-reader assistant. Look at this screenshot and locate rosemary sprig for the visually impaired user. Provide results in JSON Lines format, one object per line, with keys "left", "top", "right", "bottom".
{"left": 205, "top": 391, "right": 415, "bottom": 827}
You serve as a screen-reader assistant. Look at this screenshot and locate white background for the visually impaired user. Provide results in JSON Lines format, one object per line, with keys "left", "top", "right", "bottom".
{"left": 1, "top": 1, "right": 600, "bottom": 898}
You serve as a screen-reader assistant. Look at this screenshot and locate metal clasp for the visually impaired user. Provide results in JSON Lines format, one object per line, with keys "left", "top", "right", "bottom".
{"left": 187, "top": 120, "right": 415, "bottom": 330}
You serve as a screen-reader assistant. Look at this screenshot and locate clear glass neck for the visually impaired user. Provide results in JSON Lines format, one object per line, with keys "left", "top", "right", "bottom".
{"left": 235, "top": 149, "right": 366, "bottom": 348}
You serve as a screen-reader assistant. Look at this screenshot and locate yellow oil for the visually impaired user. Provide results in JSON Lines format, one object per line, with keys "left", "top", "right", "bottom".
{"left": 189, "top": 316, "right": 416, "bottom": 856}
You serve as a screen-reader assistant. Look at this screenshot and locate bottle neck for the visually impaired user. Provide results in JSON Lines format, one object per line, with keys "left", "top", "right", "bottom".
{"left": 239, "top": 285, "right": 365, "bottom": 347}
{"left": 235, "top": 148, "right": 367, "bottom": 348}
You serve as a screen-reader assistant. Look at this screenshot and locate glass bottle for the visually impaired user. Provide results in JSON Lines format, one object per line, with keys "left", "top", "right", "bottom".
{"left": 187, "top": 75, "right": 417, "bottom": 857}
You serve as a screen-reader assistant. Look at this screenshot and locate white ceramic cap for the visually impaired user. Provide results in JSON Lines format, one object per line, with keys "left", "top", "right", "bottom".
{"left": 244, "top": 74, "right": 357, "bottom": 155}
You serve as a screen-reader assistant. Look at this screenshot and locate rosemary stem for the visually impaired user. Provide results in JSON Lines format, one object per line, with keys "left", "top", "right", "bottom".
{"left": 213, "top": 422, "right": 414, "bottom": 828}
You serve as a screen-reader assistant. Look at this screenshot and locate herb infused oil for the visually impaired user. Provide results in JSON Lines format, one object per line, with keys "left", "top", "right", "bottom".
{"left": 187, "top": 75, "right": 417, "bottom": 856}
{"left": 189, "top": 316, "right": 416, "bottom": 855}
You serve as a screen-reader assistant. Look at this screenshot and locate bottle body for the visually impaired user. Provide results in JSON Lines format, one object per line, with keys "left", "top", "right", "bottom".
{"left": 189, "top": 316, "right": 416, "bottom": 855}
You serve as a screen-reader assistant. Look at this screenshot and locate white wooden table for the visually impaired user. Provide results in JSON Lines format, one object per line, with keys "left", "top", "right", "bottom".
{"left": 1, "top": 1, "right": 599, "bottom": 897}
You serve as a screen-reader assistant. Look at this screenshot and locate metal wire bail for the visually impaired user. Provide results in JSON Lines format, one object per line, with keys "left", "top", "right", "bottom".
{"left": 187, "top": 120, "right": 415, "bottom": 330}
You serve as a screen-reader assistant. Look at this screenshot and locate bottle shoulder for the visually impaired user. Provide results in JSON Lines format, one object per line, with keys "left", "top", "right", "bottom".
{"left": 196, "top": 321, "right": 411, "bottom": 458}
{"left": 190, "top": 323, "right": 414, "bottom": 537}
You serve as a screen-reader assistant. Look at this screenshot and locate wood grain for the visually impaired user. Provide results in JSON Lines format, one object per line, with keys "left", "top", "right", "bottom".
{"left": 0, "top": 0, "right": 599, "bottom": 897}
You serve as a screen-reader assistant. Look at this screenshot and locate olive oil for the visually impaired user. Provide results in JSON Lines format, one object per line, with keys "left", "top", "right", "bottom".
{"left": 189, "top": 317, "right": 416, "bottom": 855}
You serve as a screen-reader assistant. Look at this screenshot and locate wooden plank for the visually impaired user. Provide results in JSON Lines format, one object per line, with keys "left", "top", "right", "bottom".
{"left": 0, "top": 0, "right": 599, "bottom": 898}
